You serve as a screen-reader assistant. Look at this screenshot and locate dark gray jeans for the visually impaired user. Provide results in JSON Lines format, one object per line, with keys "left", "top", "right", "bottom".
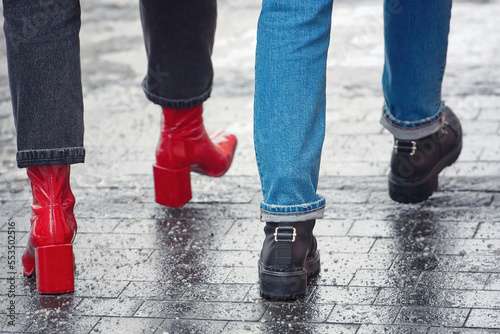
{"left": 2, "top": 0, "right": 216, "bottom": 168}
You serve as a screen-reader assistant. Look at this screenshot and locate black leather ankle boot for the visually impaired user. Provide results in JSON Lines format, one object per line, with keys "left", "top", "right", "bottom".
{"left": 389, "top": 106, "right": 462, "bottom": 203}
{"left": 258, "top": 220, "right": 320, "bottom": 300}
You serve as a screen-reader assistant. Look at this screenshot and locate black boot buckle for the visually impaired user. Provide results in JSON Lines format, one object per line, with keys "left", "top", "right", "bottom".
{"left": 274, "top": 226, "right": 296, "bottom": 242}
{"left": 394, "top": 140, "right": 417, "bottom": 156}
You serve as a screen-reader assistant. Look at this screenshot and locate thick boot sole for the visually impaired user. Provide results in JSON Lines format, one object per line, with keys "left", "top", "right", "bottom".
{"left": 259, "top": 251, "right": 320, "bottom": 300}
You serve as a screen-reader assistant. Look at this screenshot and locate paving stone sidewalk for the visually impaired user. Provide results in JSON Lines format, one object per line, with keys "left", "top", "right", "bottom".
{"left": 1, "top": 0, "right": 500, "bottom": 333}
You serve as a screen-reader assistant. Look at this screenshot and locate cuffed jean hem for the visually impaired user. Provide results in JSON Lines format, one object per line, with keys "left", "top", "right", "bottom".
{"left": 142, "top": 80, "right": 212, "bottom": 110}
{"left": 380, "top": 102, "right": 445, "bottom": 140}
{"left": 260, "top": 196, "right": 326, "bottom": 223}
{"left": 17, "top": 147, "right": 85, "bottom": 168}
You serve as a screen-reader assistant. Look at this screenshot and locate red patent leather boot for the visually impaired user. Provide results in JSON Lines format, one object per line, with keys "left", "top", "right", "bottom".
{"left": 22, "top": 165, "right": 77, "bottom": 294}
{"left": 153, "top": 104, "right": 237, "bottom": 207}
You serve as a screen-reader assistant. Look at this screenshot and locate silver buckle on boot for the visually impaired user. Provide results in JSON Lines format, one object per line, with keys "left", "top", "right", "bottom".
{"left": 394, "top": 140, "right": 417, "bottom": 156}
{"left": 274, "top": 227, "right": 296, "bottom": 242}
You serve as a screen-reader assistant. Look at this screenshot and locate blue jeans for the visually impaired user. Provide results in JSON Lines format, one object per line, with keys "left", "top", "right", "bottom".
{"left": 254, "top": 0, "right": 452, "bottom": 222}
{"left": 3, "top": 0, "right": 217, "bottom": 167}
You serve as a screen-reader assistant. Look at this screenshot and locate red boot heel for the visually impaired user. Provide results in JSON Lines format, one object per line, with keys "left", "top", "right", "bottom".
{"left": 35, "top": 244, "right": 74, "bottom": 294}
{"left": 153, "top": 164, "right": 191, "bottom": 207}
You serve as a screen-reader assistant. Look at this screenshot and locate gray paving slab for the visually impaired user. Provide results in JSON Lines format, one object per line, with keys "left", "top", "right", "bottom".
{"left": 1, "top": 0, "right": 500, "bottom": 333}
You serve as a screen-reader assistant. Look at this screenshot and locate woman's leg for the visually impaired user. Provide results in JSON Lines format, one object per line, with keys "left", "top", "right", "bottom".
{"left": 381, "top": 0, "right": 462, "bottom": 203}
{"left": 139, "top": 0, "right": 237, "bottom": 208}
{"left": 3, "top": 0, "right": 83, "bottom": 294}
{"left": 254, "top": 0, "right": 333, "bottom": 300}
{"left": 381, "top": 0, "right": 452, "bottom": 139}
{"left": 139, "top": 0, "right": 216, "bottom": 109}
{"left": 254, "top": 0, "right": 333, "bottom": 221}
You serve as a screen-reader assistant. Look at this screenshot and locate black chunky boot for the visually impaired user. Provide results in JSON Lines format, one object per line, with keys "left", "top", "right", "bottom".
{"left": 389, "top": 106, "right": 462, "bottom": 203}
{"left": 258, "top": 220, "right": 320, "bottom": 300}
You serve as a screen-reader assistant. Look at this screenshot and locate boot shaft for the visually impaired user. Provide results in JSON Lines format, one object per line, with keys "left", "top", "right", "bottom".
{"left": 260, "top": 220, "right": 317, "bottom": 270}
{"left": 160, "top": 105, "right": 204, "bottom": 138}
{"left": 156, "top": 105, "right": 206, "bottom": 168}
{"left": 27, "top": 165, "right": 77, "bottom": 247}
{"left": 28, "top": 165, "right": 75, "bottom": 209}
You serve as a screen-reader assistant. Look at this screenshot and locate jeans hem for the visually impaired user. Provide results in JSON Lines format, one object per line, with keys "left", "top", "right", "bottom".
{"left": 260, "top": 196, "right": 326, "bottom": 223}
{"left": 142, "top": 80, "right": 212, "bottom": 109}
{"left": 380, "top": 103, "right": 445, "bottom": 140}
{"left": 17, "top": 147, "right": 85, "bottom": 168}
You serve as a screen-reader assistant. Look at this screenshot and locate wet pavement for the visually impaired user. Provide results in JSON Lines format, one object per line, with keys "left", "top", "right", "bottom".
{"left": 1, "top": 0, "right": 500, "bottom": 333}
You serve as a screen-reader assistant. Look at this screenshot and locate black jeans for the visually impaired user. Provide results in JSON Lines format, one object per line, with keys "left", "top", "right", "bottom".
{"left": 2, "top": 0, "right": 216, "bottom": 168}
